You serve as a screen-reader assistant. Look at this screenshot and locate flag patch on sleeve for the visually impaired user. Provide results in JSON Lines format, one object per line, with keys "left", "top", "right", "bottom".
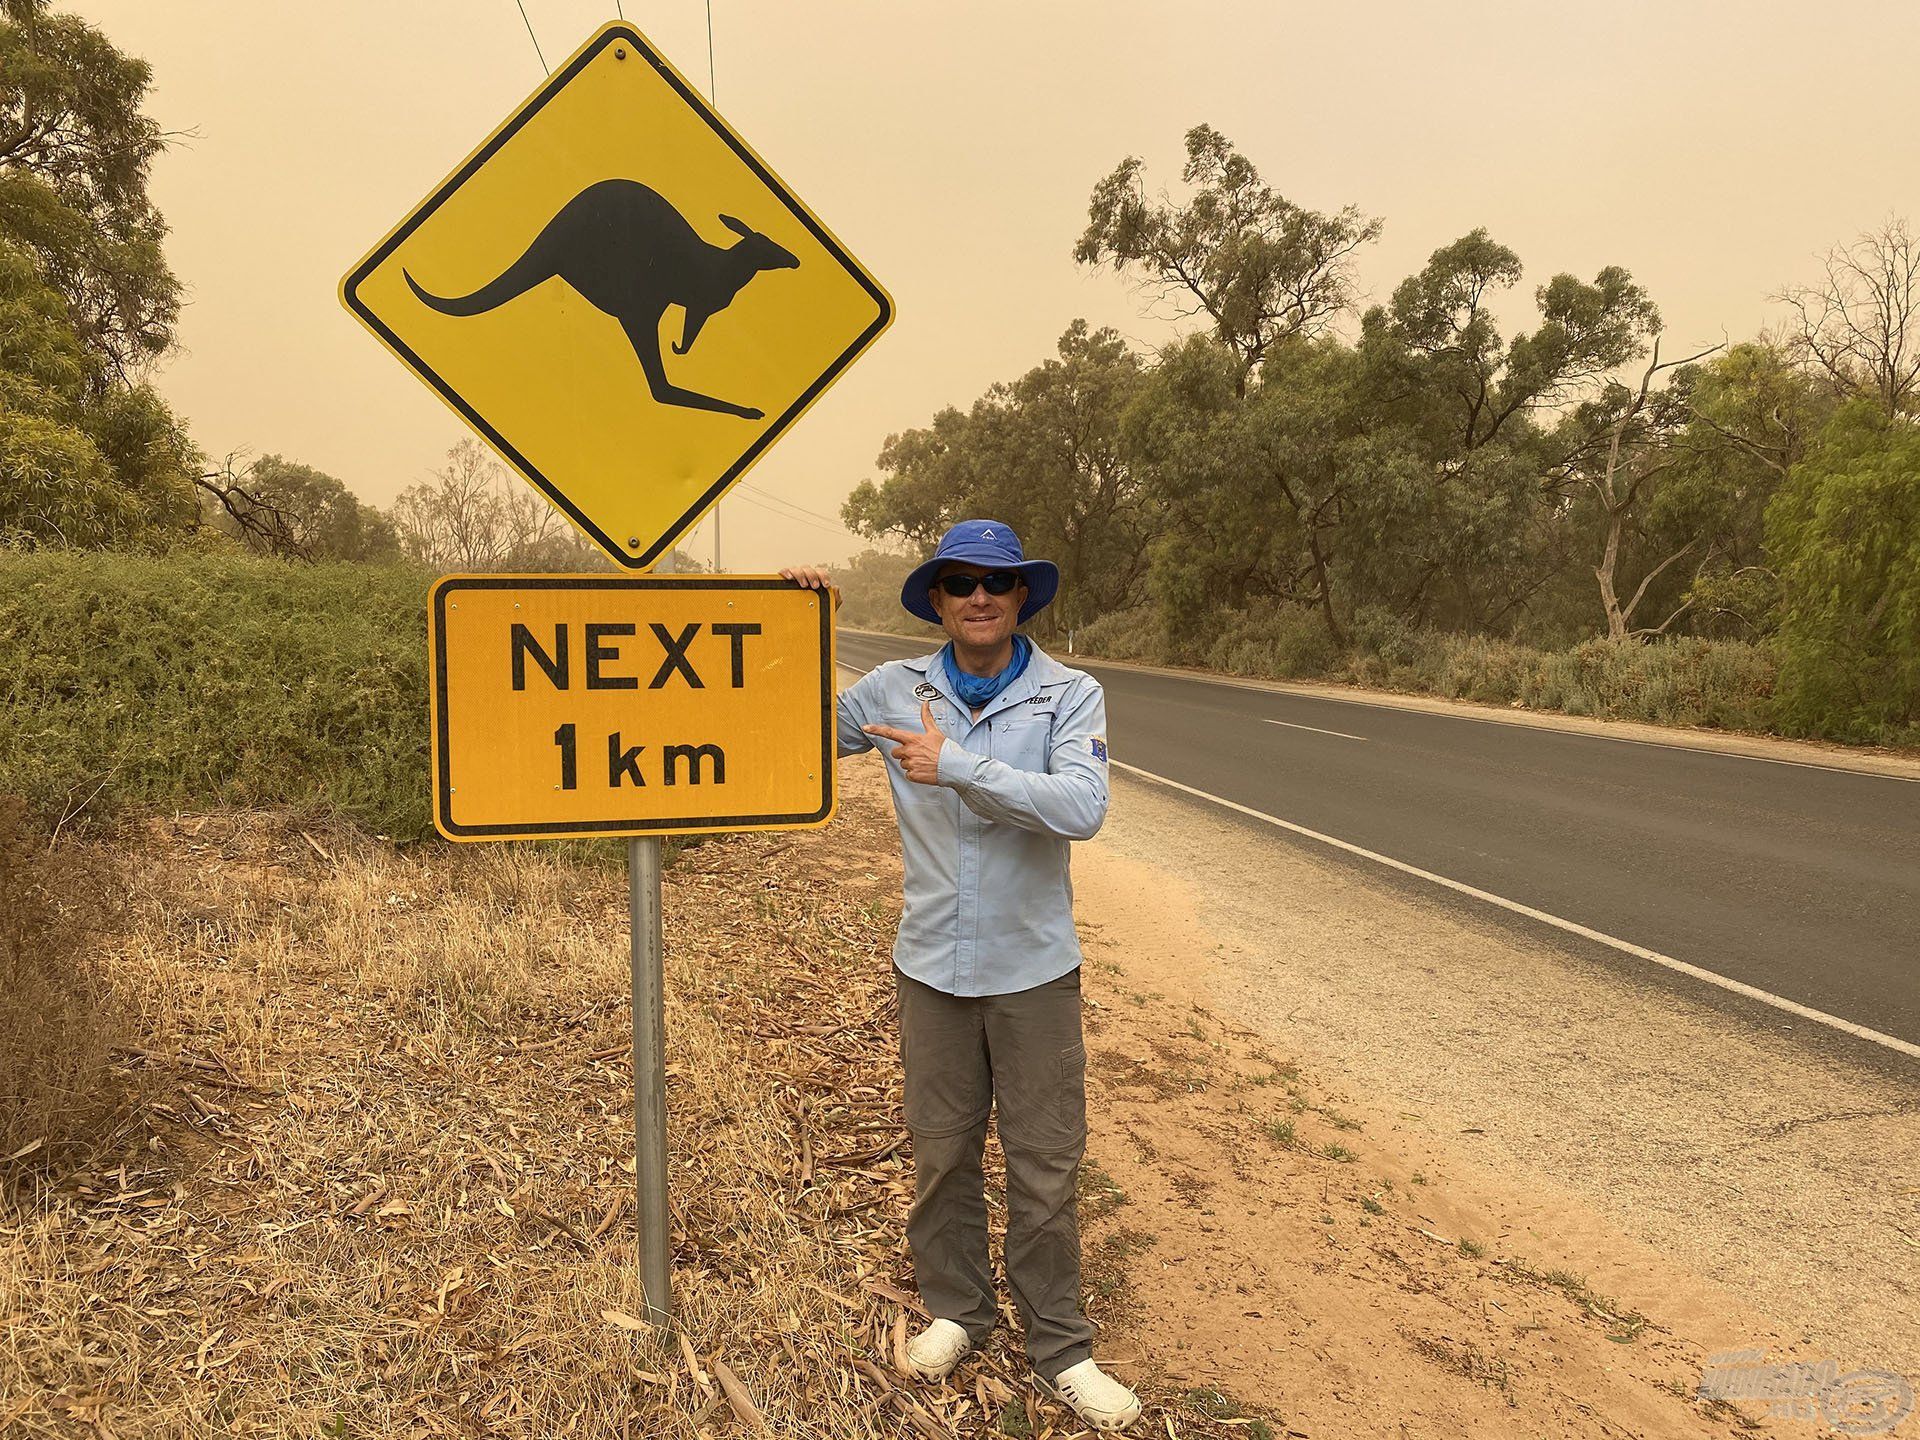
{"left": 1090, "top": 737, "right": 1108, "bottom": 762}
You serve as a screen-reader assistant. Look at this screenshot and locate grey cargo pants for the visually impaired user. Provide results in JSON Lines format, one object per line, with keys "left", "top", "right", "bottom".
{"left": 894, "top": 963, "right": 1094, "bottom": 1383}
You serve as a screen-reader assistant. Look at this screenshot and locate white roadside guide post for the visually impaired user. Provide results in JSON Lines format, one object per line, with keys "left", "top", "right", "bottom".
{"left": 339, "top": 21, "right": 891, "bottom": 1324}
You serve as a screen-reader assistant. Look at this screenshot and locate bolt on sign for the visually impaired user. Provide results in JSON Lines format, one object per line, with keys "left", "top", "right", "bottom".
{"left": 430, "top": 576, "right": 834, "bottom": 840}
{"left": 340, "top": 21, "right": 893, "bottom": 568}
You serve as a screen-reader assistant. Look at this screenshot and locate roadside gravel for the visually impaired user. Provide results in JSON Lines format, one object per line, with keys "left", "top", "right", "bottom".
{"left": 1077, "top": 763, "right": 1920, "bottom": 1393}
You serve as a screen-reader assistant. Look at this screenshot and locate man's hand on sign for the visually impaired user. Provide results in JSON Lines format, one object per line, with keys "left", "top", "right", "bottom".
{"left": 779, "top": 565, "right": 841, "bottom": 611}
{"left": 863, "top": 701, "right": 945, "bottom": 785}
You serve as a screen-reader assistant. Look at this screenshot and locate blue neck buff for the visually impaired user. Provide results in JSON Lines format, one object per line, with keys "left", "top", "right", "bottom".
{"left": 942, "top": 633, "right": 1032, "bottom": 711}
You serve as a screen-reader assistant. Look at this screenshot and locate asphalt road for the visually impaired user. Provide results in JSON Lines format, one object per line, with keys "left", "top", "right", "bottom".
{"left": 836, "top": 629, "right": 1920, "bottom": 1060}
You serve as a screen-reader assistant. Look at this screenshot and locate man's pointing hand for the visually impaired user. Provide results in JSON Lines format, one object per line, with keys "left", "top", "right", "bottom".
{"left": 863, "top": 700, "right": 945, "bottom": 785}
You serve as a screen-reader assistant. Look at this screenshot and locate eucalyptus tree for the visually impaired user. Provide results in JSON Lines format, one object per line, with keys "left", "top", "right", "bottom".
{"left": 0, "top": 2, "right": 196, "bottom": 547}
{"left": 0, "top": 237, "right": 193, "bottom": 546}
{"left": 0, "top": 0, "right": 180, "bottom": 376}
{"left": 1075, "top": 125, "right": 1381, "bottom": 388}
{"left": 1359, "top": 229, "right": 1667, "bottom": 635}
{"left": 1124, "top": 332, "right": 1424, "bottom": 648}
{"left": 203, "top": 454, "right": 403, "bottom": 563}
{"left": 389, "top": 439, "right": 606, "bottom": 572}
{"left": 1543, "top": 341, "right": 1721, "bottom": 640}
{"left": 1651, "top": 341, "right": 1834, "bottom": 639}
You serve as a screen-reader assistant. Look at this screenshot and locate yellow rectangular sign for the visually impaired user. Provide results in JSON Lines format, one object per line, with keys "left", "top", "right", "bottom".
{"left": 429, "top": 576, "right": 835, "bottom": 840}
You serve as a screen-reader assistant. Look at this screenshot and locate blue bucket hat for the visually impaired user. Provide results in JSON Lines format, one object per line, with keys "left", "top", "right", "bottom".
{"left": 901, "top": 519, "right": 1059, "bottom": 626}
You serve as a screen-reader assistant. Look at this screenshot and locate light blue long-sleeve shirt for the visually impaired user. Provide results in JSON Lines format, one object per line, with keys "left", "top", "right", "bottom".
{"left": 837, "top": 641, "right": 1110, "bottom": 997}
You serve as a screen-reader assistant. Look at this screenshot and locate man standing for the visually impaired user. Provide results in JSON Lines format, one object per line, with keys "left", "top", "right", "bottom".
{"left": 782, "top": 520, "right": 1141, "bottom": 1433}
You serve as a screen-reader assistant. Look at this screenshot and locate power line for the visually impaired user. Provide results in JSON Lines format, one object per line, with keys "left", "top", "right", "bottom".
{"left": 737, "top": 483, "right": 864, "bottom": 537}
{"left": 737, "top": 481, "right": 850, "bottom": 525}
{"left": 734, "top": 491, "right": 861, "bottom": 543}
{"left": 704, "top": 2, "right": 718, "bottom": 567}
{"left": 705, "top": 0, "right": 717, "bottom": 104}
{"left": 734, "top": 492, "right": 851, "bottom": 537}
{"left": 513, "top": 0, "right": 548, "bottom": 73}
{"left": 733, "top": 495, "right": 864, "bottom": 545}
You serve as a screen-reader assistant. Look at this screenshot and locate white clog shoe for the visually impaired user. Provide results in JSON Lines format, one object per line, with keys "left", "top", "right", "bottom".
{"left": 905, "top": 1318, "right": 975, "bottom": 1384}
{"left": 1036, "top": 1358, "right": 1142, "bottom": 1431}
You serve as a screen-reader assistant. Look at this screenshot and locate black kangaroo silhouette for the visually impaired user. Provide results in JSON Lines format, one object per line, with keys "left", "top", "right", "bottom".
{"left": 403, "top": 178, "right": 798, "bottom": 420}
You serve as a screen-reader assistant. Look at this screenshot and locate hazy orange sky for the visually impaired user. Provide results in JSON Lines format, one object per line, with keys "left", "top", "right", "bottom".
{"left": 75, "top": 1, "right": 1918, "bottom": 572}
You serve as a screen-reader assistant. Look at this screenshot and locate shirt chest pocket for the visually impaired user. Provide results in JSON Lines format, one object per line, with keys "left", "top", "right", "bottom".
{"left": 877, "top": 706, "right": 953, "bottom": 799}
{"left": 992, "top": 710, "right": 1055, "bottom": 769}
{"left": 880, "top": 703, "right": 963, "bottom": 745}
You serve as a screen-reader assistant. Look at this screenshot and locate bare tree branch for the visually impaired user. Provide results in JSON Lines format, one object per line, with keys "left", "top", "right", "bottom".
{"left": 1772, "top": 215, "right": 1920, "bottom": 417}
{"left": 193, "top": 453, "right": 309, "bottom": 560}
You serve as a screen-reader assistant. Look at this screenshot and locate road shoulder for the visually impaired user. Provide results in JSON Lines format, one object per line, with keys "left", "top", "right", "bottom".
{"left": 1071, "top": 764, "right": 1920, "bottom": 1429}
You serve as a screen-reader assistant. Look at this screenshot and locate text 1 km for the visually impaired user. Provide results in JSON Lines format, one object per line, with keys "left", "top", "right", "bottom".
{"left": 552, "top": 725, "right": 727, "bottom": 790}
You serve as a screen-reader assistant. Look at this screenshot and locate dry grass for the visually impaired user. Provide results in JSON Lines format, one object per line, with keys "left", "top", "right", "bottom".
{"left": 1397, "top": 1327, "right": 1517, "bottom": 1405}
{"left": 0, "top": 784, "right": 1250, "bottom": 1438}
{"left": 0, "top": 799, "right": 141, "bottom": 1164}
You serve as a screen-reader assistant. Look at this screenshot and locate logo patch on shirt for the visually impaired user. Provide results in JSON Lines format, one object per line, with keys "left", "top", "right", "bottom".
{"left": 1090, "top": 736, "right": 1108, "bottom": 762}
{"left": 912, "top": 682, "right": 940, "bottom": 701}
{"left": 1026, "top": 692, "right": 1052, "bottom": 704}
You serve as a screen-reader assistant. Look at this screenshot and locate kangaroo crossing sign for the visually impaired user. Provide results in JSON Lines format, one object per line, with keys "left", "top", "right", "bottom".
{"left": 341, "top": 22, "right": 892, "bottom": 568}
{"left": 429, "top": 576, "right": 835, "bottom": 839}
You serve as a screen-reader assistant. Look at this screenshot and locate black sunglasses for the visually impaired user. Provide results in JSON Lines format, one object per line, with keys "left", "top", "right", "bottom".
{"left": 934, "top": 570, "right": 1023, "bottom": 598}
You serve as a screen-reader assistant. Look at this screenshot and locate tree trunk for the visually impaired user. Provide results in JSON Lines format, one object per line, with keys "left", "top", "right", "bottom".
{"left": 1595, "top": 503, "right": 1628, "bottom": 640}
{"left": 1306, "top": 528, "right": 1347, "bottom": 648}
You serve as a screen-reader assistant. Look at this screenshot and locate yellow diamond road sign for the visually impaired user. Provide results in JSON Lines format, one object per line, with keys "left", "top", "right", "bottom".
{"left": 429, "top": 576, "right": 835, "bottom": 840}
{"left": 342, "top": 22, "right": 892, "bottom": 568}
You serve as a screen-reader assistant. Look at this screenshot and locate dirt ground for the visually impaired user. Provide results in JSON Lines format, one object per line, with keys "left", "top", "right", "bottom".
{"left": 1051, "top": 751, "right": 1920, "bottom": 1438}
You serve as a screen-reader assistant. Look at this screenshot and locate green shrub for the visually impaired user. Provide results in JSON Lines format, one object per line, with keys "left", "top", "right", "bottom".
{"left": 1413, "top": 633, "right": 1533, "bottom": 705}
{"left": 1203, "top": 600, "right": 1338, "bottom": 679}
{"left": 1767, "top": 400, "right": 1920, "bottom": 745}
{"left": 0, "top": 550, "right": 434, "bottom": 837}
{"left": 1070, "top": 596, "right": 1788, "bottom": 740}
{"left": 1071, "top": 605, "right": 1174, "bottom": 664}
{"left": 1347, "top": 605, "right": 1421, "bottom": 669}
{"left": 1558, "top": 635, "right": 1777, "bottom": 731}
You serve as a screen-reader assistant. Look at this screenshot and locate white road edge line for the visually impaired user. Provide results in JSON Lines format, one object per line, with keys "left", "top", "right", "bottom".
{"left": 1262, "top": 718, "right": 1368, "bottom": 741}
{"left": 1108, "top": 758, "right": 1920, "bottom": 1062}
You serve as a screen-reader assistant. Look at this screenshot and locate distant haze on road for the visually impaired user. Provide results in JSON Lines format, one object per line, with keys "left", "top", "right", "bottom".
{"left": 76, "top": 0, "right": 1919, "bottom": 571}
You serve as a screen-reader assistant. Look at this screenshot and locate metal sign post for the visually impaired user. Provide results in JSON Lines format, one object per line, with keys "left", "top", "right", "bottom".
{"left": 628, "top": 836, "right": 671, "bottom": 1322}
{"left": 631, "top": 550, "right": 669, "bottom": 1318}
{"left": 345, "top": 15, "right": 888, "bottom": 1339}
